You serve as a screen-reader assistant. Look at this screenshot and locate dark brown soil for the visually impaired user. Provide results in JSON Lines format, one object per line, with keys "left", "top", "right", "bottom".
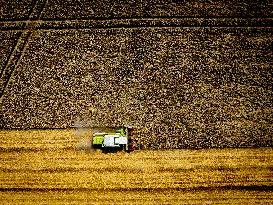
{"left": 0, "top": 1, "right": 272, "bottom": 149}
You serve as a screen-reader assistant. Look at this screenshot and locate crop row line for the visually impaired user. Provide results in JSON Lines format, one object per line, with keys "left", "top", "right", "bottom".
{"left": 0, "top": 185, "right": 272, "bottom": 192}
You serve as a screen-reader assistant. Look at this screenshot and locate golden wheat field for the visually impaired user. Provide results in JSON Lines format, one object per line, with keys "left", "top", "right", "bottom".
{"left": 0, "top": 129, "right": 272, "bottom": 204}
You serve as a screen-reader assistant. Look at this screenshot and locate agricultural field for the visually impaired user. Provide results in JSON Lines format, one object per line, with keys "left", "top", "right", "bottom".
{"left": 1, "top": 0, "right": 272, "bottom": 21}
{"left": 1, "top": 1, "right": 273, "bottom": 149}
{"left": 1, "top": 2, "right": 272, "bottom": 203}
{"left": 0, "top": 129, "right": 272, "bottom": 204}
{"left": 1, "top": 26, "right": 273, "bottom": 149}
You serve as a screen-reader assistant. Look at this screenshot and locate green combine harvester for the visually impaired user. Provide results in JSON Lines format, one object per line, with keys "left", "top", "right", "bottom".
{"left": 92, "top": 126, "right": 136, "bottom": 153}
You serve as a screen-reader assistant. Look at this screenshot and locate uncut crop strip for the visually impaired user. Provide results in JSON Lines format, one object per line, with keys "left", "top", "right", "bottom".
{"left": 0, "top": 128, "right": 272, "bottom": 199}
{"left": 0, "top": 129, "right": 272, "bottom": 205}
{"left": 0, "top": 0, "right": 47, "bottom": 99}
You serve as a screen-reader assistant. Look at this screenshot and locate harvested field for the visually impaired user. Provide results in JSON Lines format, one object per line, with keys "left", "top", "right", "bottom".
{"left": 0, "top": 0, "right": 35, "bottom": 21}
{"left": 40, "top": 0, "right": 272, "bottom": 19}
{"left": 0, "top": 130, "right": 272, "bottom": 204}
{"left": 1, "top": 0, "right": 272, "bottom": 21}
{"left": 1, "top": 26, "right": 272, "bottom": 148}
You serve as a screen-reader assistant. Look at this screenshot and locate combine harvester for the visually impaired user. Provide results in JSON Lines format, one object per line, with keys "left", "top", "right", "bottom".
{"left": 92, "top": 126, "right": 139, "bottom": 153}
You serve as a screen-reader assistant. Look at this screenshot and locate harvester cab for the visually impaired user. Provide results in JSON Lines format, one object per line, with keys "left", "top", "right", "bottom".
{"left": 92, "top": 126, "right": 135, "bottom": 153}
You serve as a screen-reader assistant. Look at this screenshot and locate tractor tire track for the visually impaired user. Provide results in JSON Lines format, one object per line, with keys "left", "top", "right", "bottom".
{"left": 0, "top": 31, "right": 32, "bottom": 98}
{"left": 29, "top": 0, "right": 48, "bottom": 20}
{"left": 0, "top": 0, "right": 47, "bottom": 99}
{"left": 0, "top": 32, "right": 22, "bottom": 76}
{"left": 1, "top": 17, "right": 272, "bottom": 31}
